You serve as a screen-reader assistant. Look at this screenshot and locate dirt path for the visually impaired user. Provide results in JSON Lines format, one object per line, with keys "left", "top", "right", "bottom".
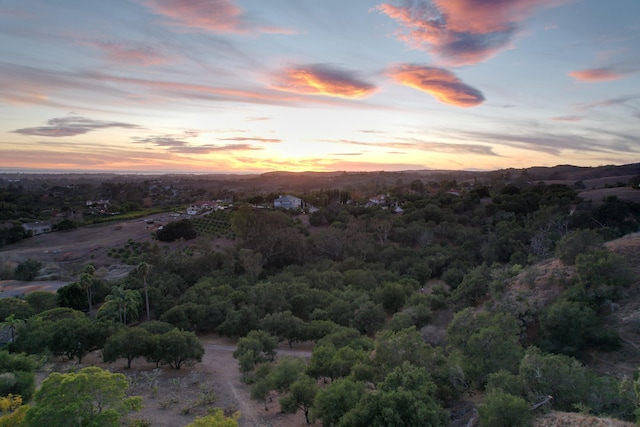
{"left": 199, "top": 337, "right": 313, "bottom": 427}
{"left": 75, "top": 335, "right": 313, "bottom": 427}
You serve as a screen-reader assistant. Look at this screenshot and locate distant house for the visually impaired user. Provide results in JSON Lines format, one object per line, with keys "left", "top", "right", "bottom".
{"left": 274, "top": 195, "right": 302, "bottom": 210}
{"left": 22, "top": 222, "right": 52, "bottom": 236}
{"left": 86, "top": 199, "right": 110, "bottom": 207}
{"left": 187, "top": 200, "right": 218, "bottom": 215}
{"left": 366, "top": 194, "right": 386, "bottom": 208}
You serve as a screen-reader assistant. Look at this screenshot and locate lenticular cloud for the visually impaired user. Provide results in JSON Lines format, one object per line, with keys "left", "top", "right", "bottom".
{"left": 388, "top": 64, "right": 485, "bottom": 107}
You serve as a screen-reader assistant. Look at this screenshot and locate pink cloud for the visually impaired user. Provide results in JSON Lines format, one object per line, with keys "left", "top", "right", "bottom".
{"left": 569, "top": 67, "right": 625, "bottom": 82}
{"left": 141, "top": 0, "right": 292, "bottom": 34}
{"left": 549, "top": 115, "right": 582, "bottom": 121}
{"left": 388, "top": 64, "right": 484, "bottom": 107}
{"left": 375, "top": 0, "right": 569, "bottom": 66}
{"left": 142, "top": 0, "right": 244, "bottom": 32}
{"left": 271, "top": 64, "right": 377, "bottom": 99}
{"left": 91, "top": 41, "right": 169, "bottom": 66}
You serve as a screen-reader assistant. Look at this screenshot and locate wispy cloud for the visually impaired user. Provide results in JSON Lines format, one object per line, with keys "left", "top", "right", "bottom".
{"left": 134, "top": 136, "right": 190, "bottom": 147}
{"left": 271, "top": 64, "right": 377, "bottom": 99}
{"left": 455, "top": 128, "right": 640, "bottom": 156}
{"left": 330, "top": 138, "right": 497, "bottom": 156}
{"left": 169, "top": 144, "right": 263, "bottom": 154}
{"left": 375, "top": 0, "right": 569, "bottom": 66}
{"left": 549, "top": 115, "right": 582, "bottom": 121}
{"left": 132, "top": 131, "right": 269, "bottom": 154}
{"left": 12, "top": 116, "right": 141, "bottom": 137}
{"left": 140, "top": 0, "right": 292, "bottom": 34}
{"left": 569, "top": 67, "right": 626, "bottom": 82}
{"left": 576, "top": 95, "right": 640, "bottom": 111}
{"left": 387, "top": 64, "right": 484, "bottom": 107}
{"left": 91, "top": 70, "right": 359, "bottom": 107}
{"left": 219, "top": 137, "right": 281, "bottom": 143}
{"left": 88, "top": 40, "right": 170, "bottom": 66}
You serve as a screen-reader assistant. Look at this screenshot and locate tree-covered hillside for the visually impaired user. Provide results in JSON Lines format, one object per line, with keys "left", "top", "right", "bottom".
{"left": 1, "top": 172, "right": 640, "bottom": 426}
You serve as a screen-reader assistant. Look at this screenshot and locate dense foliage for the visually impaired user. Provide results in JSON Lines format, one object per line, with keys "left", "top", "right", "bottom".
{"left": 1, "top": 172, "right": 640, "bottom": 425}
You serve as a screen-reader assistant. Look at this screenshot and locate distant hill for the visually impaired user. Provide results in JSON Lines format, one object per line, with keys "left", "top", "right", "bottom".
{"left": 2, "top": 163, "right": 639, "bottom": 197}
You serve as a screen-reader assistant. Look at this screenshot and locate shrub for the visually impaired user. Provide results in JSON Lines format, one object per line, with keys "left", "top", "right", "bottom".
{"left": 13, "top": 260, "right": 41, "bottom": 281}
{"left": 478, "top": 390, "right": 532, "bottom": 427}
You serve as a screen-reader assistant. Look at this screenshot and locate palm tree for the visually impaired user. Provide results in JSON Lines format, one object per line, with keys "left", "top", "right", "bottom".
{"left": 1, "top": 314, "right": 24, "bottom": 343}
{"left": 137, "top": 261, "right": 151, "bottom": 321}
{"left": 98, "top": 285, "right": 141, "bottom": 324}
{"left": 80, "top": 264, "right": 96, "bottom": 314}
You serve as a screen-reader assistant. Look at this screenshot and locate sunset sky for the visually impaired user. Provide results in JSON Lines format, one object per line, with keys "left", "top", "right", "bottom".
{"left": 1, "top": 0, "right": 639, "bottom": 174}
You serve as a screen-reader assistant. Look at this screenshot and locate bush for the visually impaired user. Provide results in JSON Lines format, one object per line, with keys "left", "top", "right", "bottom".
{"left": 555, "top": 230, "right": 602, "bottom": 265}
{"left": 478, "top": 390, "right": 532, "bottom": 427}
{"left": 13, "top": 260, "right": 42, "bottom": 281}
{"left": 156, "top": 219, "right": 197, "bottom": 242}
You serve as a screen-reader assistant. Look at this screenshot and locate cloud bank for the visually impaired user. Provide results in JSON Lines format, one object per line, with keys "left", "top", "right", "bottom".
{"left": 376, "top": 0, "right": 568, "bottom": 66}
{"left": 271, "top": 64, "right": 377, "bottom": 99}
{"left": 388, "top": 64, "right": 484, "bottom": 107}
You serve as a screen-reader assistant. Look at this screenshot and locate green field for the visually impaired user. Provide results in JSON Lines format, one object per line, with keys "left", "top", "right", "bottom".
{"left": 191, "top": 210, "right": 235, "bottom": 239}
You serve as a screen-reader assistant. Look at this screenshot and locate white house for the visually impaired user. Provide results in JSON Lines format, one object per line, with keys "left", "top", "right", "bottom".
{"left": 274, "top": 195, "right": 303, "bottom": 210}
{"left": 22, "top": 222, "right": 52, "bottom": 236}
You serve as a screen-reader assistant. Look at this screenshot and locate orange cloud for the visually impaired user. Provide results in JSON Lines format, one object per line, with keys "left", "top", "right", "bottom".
{"left": 388, "top": 64, "right": 484, "bottom": 107}
{"left": 569, "top": 68, "right": 624, "bottom": 82}
{"left": 271, "top": 64, "right": 377, "bottom": 99}
{"left": 375, "top": 0, "right": 569, "bottom": 66}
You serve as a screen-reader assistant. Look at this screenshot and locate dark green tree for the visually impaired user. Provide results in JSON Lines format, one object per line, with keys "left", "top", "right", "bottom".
{"left": 340, "top": 362, "right": 449, "bottom": 427}
{"left": 478, "top": 390, "right": 532, "bottom": 427}
{"left": 233, "top": 330, "right": 278, "bottom": 377}
{"left": 259, "top": 311, "right": 306, "bottom": 348}
{"left": 156, "top": 329, "right": 204, "bottom": 369}
{"left": 0, "top": 298, "right": 34, "bottom": 322}
{"left": 13, "top": 259, "right": 41, "bottom": 281}
{"left": 555, "top": 229, "right": 603, "bottom": 265}
{"left": 24, "top": 291, "right": 57, "bottom": 314}
{"left": 156, "top": 218, "right": 197, "bottom": 242}
{"left": 279, "top": 375, "right": 318, "bottom": 425}
{"left": 0, "top": 350, "right": 37, "bottom": 401}
{"left": 103, "top": 327, "right": 151, "bottom": 369}
{"left": 313, "top": 378, "right": 365, "bottom": 427}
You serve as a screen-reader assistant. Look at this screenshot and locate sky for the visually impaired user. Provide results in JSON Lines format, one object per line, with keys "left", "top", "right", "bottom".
{"left": 1, "top": 0, "right": 639, "bottom": 174}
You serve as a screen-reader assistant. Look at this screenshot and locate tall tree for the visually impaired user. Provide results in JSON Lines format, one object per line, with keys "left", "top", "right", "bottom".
{"left": 98, "top": 285, "right": 141, "bottom": 324}
{"left": 280, "top": 375, "right": 318, "bottom": 425}
{"left": 80, "top": 264, "right": 96, "bottom": 314}
{"left": 137, "top": 261, "right": 151, "bottom": 321}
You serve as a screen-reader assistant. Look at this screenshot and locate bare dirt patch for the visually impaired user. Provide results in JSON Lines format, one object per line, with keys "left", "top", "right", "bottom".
{"left": 48, "top": 335, "right": 314, "bottom": 427}
{"left": 0, "top": 214, "right": 235, "bottom": 285}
